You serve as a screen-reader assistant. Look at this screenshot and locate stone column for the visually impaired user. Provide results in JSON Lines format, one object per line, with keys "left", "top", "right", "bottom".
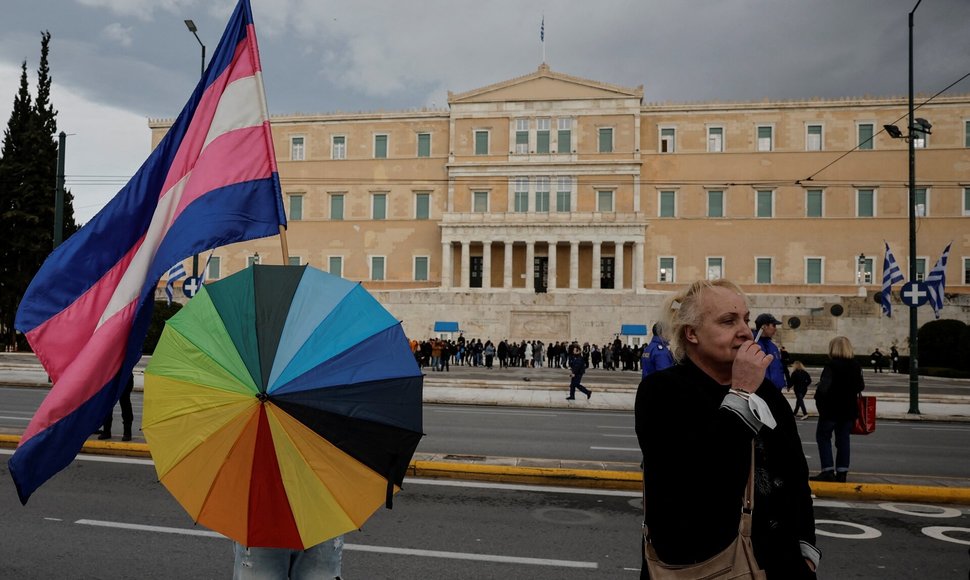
{"left": 525, "top": 241, "right": 535, "bottom": 291}
{"left": 460, "top": 240, "right": 471, "bottom": 289}
{"left": 634, "top": 241, "right": 645, "bottom": 292}
{"left": 482, "top": 241, "right": 492, "bottom": 289}
{"left": 615, "top": 242, "right": 625, "bottom": 290}
{"left": 592, "top": 240, "right": 602, "bottom": 290}
{"left": 441, "top": 241, "right": 452, "bottom": 289}
{"left": 569, "top": 241, "right": 579, "bottom": 289}
{"left": 547, "top": 241, "right": 557, "bottom": 290}
{"left": 504, "top": 241, "right": 513, "bottom": 289}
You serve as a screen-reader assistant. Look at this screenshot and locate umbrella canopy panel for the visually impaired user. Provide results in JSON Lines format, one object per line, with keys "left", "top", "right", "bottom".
{"left": 144, "top": 265, "right": 424, "bottom": 549}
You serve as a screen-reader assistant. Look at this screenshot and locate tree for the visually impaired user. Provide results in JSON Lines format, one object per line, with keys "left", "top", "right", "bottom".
{"left": 0, "top": 31, "right": 77, "bottom": 348}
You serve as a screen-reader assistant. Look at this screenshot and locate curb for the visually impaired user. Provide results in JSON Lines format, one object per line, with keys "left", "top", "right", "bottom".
{"left": 4, "top": 435, "right": 969, "bottom": 504}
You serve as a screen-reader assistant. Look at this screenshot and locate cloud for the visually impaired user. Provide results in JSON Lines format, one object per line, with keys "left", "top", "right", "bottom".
{"left": 101, "top": 22, "right": 133, "bottom": 47}
{"left": 75, "top": 0, "right": 200, "bottom": 21}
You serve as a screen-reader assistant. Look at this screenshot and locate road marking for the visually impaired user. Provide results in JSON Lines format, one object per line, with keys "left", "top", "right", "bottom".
{"left": 878, "top": 503, "right": 962, "bottom": 518}
{"left": 75, "top": 519, "right": 598, "bottom": 569}
{"left": 590, "top": 446, "right": 639, "bottom": 452}
{"left": 406, "top": 477, "right": 640, "bottom": 497}
{"left": 0, "top": 415, "right": 30, "bottom": 421}
{"left": 814, "top": 520, "right": 882, "bottom": 539}
{"left": 922, "top": 526, "right": 970, "bottom": 546}
{"left": 0, "top": 449, "right": 153, "bottom": 465}
{"left": 597, "top": 425, "right": 633, "bottom": 430}
{"left": 600, "top": 434, "right": 636, "bottom": 438}
{"left": 431, "top": 408, "right": 559, "bottom": 416}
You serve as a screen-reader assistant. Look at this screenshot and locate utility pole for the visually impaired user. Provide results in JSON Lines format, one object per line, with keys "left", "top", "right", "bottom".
{"left": 54, "top": 131, "right": 66, "bottom": 249}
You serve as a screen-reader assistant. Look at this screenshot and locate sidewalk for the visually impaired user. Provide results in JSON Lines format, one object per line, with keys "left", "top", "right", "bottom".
{"left": 3, "top": 353, "right": 970, "bottom": 503}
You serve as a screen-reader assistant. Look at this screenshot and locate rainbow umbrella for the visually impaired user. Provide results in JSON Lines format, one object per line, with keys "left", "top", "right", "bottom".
{"left": 143, "top": 264, "right": 423, "bottom": 549}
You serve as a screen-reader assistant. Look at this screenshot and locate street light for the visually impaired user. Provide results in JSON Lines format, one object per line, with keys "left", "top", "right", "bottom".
{"left": 857, "top": 253, "right": 867, "bottom": 284}
{"left": 184, "top": 19, "right": 205, "bottom": 280}
{"left": 884, "top": 0, "right": 923, "bottom": 415}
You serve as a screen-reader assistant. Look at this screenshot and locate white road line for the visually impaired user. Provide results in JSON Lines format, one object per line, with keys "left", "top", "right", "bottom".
{"left": 75, "top": 519, "right": 598, "bottom": 569}
{"left": 597, "top": 426, "right": 633, "bottom": 429}
{"left": 406, "top": 477, "right": 640, "bottom": 497}
{"left": 590, "top": 446, "right": 640, "bottom": 452}
{"left": 601, "top": 434, "right": 636, "bottom": 438}
{"left": 431, "top": 408, "right": 559, "bottom": 416}
{"left": 0, "top": 448, "right": 153, "bottom": 465}
{"left": 0, "top": 416, "right": 30, "bottom": 421}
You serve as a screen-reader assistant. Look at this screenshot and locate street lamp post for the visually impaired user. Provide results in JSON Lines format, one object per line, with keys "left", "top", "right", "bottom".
{"left": 185, "top": 19, "right": 205, "bottom": 280}
{"left": 857, "top": 253, "right": 866, "bottom": 285}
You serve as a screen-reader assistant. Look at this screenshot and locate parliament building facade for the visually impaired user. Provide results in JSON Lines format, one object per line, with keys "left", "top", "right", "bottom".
{"left": 151, "top": 64, "right": 970, "bottom": 353}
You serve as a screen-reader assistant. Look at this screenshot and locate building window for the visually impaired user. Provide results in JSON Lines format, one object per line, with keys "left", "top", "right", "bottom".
{"left": 914, "top": 257, "right": 928, "bottom": 282}
{"left": 288, "top": 256, "right": 302, "bottom": 266}
{"left": 598, "top": 127, "right": 613, "bottom": 153}
{"left": 536, "top": 118, "right": 550, "bottom": 154}
{"left": 414, "top": 256, "right": 429, "bottom": 281}
{"left": 474, "top": 130, "right": 489, "bottom": 155}
{"left": 659, "top": 190, "right": 676, "bottom": 217}
{"left": 756, "top": 257, "right": 772, "bottom": 284}
{"left": 207, "top": 256, "right": 221, "bottom": 280}
{"left": 857, "top": 123, "right": 874, "bottom": 150}
{"left": 556, "top": 177, "right": 572, "bottom": 212}
{"left": 415, "top": 192, "right": 430, "bottom": 220}
{"left": 859, "top": 257, "right": 874, "bottom": 284}
{"left": 515, "top": 118, "right": 529, "bottom": 154}
{"left": 374, "top": 134, "right": 388, "bottom": 159}
{"left": 473, "top": 191, "right": 489, "bottom": 213}
{"left": 288, "top": 194, "right": 303, "bottom": 221}
{"left": 707, "top": 126, "right": 723, "bottom": 153}
{"left": 328, "top": 256, "right": 343, "bottom": 277}
{"left": 659, "top": 257, "right": 675, "bottom": 283}
{"left": 707, "top": 190, "right": 723, "bottom": 218}
{"left": 806, "top": 189, "right": 823, "bottom": 217}
{"left": 660, "top": 127, "right": 676, "bottom": 153}
{"left": 707, "top": 257, "right": 723, "bottom": 281}
{"left": 514, "top": 177, "right": 529, "bottom": 212}
{"left": 372, "top": 193, "right": 387, "bottom": 220}
{"left": 290, "top": 136, "right": 305, "bottom": 161}
{"left": 247, "top": 254, "right": 260, "bottom": 268}
{"left": 964, "top": 258, "right": 970, "bottom": 284}
{"left": 370, "top": 256, "right": 385, "bottom": 281}
{"left": 331, "top": 135, "right": 346, "bottom": 160}
{"left": 965, "top": 120, "right": 970, "bottom": 148}
{"left": 757, "top": 126, "right": 773, "bottom": 152}
{"left": 557, "top": 118, "right": 572, "bottom": 152}
{"left": 535, "top": 177, "right": 550, "bottom": 213}
{"left": 915, "top": 188, "right": 928, "bottom": 216}
{"left": 756, "top": 190, "right": 774, "bottom": 218}
{"left": 857, "top": 189, "right": 875, "bottom": 217}
{"left": 913, "top": 127, "right": 928, "bottom": 149}
{"left": 806, "top": 258, "right": 823, "bottom": 284}
{"left": 806, "top": 124, "right": 823, "bottom": 151}
{"left": 597, "top": 190, "right": 614, "bottom": 212}
{"left": 417, "top": 132, "right": 431, "bottom": 157}
{"left": 964, "top": 187, "right": 970, "bottom": 215}
{"left": 330, "top": 194, "right": 344, "bottom": 220}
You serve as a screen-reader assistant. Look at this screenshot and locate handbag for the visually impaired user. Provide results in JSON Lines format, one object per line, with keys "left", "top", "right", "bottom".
{"left": 852, "top": 395, "right": 876, "bottom": 435}
{"left": 641, "top": 441, "right": 766, "bottom": 579}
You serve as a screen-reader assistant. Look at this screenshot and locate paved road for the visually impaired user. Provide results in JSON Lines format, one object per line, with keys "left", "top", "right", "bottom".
{"left": 2, "top": 452, "right": 968, "bottom": 579}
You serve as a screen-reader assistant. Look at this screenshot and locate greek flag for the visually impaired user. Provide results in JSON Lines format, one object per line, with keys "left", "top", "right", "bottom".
{"left": 540, "top": 17, "right": 544, "bottom": 42}
{"left": 881, "top": 241, "right": 904, "bottom": 317}
{"left": 164, "top": 262, "right": 186, "bottom": 305}
{"left": 925, "top": 242, "right": 951, "bottom": 319}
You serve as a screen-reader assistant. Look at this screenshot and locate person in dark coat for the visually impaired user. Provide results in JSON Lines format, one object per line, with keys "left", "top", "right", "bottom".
{"left": 98, "top": 372, "right": 134, "bottom": 441}
{"left": 789, "top": 361, "right": 812, "bottom": 419}
{"left": 811, "top": 336, "right": 866, "bottom": 483}
{"left": 636, "top": 279, "right": 818, "bottom": 579}
{"left": 870, "top": 348, "right": 885, "bottom": 373}
{"left": 566, "top": 345, "right": 592, "bottom": 400}
{"left": 890, "top": 345, "right": 900, "bottom": 373}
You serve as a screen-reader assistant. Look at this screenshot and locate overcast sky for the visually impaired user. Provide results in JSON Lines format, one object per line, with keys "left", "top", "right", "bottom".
{"left": 2, "top": 0, "right": 970, "bottom": 223}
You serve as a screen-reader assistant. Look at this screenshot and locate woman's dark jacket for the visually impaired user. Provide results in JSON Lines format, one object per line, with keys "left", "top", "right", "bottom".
{"left": 636, "top": 359, "right": 817, "bottom": 579}
{"left": 790, "top": 368, "right": 811, "bottom": 398}
{"left": 815, "top": 358, "right": 865, "bottom": 422}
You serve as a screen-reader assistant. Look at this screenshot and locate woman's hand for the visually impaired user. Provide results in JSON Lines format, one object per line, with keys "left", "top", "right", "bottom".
{"left": 732, "top": 340, "right": 773, "bottom": 393}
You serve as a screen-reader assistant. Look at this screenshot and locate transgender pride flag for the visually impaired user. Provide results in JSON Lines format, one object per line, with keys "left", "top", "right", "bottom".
{"left": 10, "top": 0, "right": 285, "bottom": 503}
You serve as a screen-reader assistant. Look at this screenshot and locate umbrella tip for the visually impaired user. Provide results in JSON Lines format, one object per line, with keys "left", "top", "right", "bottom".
{"left": 256, "top": 392, "right": 269, "bottom": 402}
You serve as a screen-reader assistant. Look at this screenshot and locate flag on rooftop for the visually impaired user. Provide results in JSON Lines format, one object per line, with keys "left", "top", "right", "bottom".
{"left": 9, "top": 0, "right": 286, "bottom": 504}
{"left": 925, "top": 241, "right": 951, "bottom": 319}
{"left": 881, "top": 241, "right": 904, "bottom": 317}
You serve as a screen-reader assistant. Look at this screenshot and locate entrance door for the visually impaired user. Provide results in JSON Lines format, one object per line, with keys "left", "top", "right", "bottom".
{"left": 534, "top": 257, "right": 548, "bottom": 293}
{"left": 600, "top": 257, "right": 615, "bottom": 289}
{"left": 470, "top": 256, "right": 483, "bottom": 288}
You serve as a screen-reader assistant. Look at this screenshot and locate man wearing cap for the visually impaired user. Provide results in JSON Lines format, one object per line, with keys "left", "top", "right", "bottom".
{"left": 641, "top": 322, "right": 675, "bottom": 378}
{"left": 755, "top": 313, "right": 788, "bottom": 390}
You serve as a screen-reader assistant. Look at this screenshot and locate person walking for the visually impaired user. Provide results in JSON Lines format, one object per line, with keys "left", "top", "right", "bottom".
{"left": 755, "top": 313, "right": 787, "bottom": 390}
{"left": 811, "top": 336, "right": 866, "bottom": 483}
{"left": 233, "top": 535, "right": 343, "bottom": 579}
{"left": 789, "top": 361, "right": 812, "bottom": 419}
{"left": 98, "top": 372, "right": 134, "bottom": 441}
{"left": 890, "top": 345, "right": 900, "bottom": 373}
{"left": 641, "top": 322, "right": 674, "bottom": 379}
{"left": 636, "top": 279, "right": 818, "bottom": 579}
{"left": 566, "top": 345, "right": 592, "bottom": 400}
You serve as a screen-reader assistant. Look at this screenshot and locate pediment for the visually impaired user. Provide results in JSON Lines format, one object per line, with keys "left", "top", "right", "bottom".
{"left": 449, "top": 64, "right": 643, "bottom": 104}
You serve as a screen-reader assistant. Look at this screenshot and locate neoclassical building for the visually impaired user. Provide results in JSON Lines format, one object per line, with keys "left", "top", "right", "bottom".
{"left": 151, "top": 64, "right": 970, "bottom": 352}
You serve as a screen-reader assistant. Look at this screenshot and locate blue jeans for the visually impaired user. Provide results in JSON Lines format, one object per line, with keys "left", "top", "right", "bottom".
{"left": 815, "top": 418, "right": 853, "bottom": 473}
{"left": 233, "top": 537, "right": 342, "bottom": 579}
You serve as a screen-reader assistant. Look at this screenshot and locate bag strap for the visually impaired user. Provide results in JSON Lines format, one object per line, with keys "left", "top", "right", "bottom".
{"left": 642, "top": 439, "right": 756, "bottom": 542}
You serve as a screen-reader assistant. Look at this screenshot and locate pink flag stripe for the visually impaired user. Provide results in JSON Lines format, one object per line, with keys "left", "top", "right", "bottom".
{"left": 21, "top": 301, "right": 135, "bottom": 441}
{"left": 160, "top": 39, "right": 256, "bottom": 197}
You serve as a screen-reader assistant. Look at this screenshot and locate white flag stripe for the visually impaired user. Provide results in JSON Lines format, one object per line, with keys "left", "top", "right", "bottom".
{"left": 202, "top": 75, "right": 264, "bottom": 151}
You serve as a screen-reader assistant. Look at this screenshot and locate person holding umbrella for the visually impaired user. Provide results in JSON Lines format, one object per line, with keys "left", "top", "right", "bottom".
{"left": 233, "top": 536, "right": 343, "bottom": 579}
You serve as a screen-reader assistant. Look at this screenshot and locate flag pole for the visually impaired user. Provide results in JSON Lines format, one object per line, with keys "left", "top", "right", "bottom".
{"left": 278, "top": 225, "right": 289, "bottom": 264}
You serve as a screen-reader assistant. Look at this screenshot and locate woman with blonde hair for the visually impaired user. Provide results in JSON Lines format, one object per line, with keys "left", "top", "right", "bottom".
{"left": 811, "top": 336, "right": 865, "bottom": 482}
{"left": 636, "top": 280, "right": 818, "bottom": 579}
